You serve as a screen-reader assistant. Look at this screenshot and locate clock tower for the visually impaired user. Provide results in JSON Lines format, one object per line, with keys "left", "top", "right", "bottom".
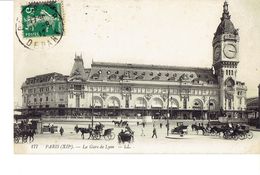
{"left": 212, "top": 1, "right": 240, "bottom": 116}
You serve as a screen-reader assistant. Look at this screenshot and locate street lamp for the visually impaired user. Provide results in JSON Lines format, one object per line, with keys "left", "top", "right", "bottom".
{"left": 166, "top": 86, "right": 170, "bottom": 136}
{"left": 91, "top": 86, "right": 94, "bottom": 128}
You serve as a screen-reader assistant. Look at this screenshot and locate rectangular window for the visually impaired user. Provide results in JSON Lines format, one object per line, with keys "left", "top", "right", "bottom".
{"left": 34, "top": 98, "right": 37, "bottom": 103}
{"left": 46, "top": 97, "right": 48, "bottom": 101}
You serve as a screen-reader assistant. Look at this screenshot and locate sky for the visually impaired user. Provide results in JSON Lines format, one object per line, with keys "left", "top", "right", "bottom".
{"left": 14, "top": 0, "right": 260, "bottom": 106}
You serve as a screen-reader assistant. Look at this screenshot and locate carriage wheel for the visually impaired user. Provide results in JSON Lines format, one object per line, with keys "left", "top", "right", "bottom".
{"left": 246, "top": 132, "right": 253, "bottom": 139}
{"left": 239, "top": 134, "right": 245, "bottom": 140}
{"left": 14, "top": 136, "right": 19, "bottom": 143}
{"left": 22, "top": 136, "right": 28, "bottom": 143}
{"left": 233, "top": 135, "right": 238, "bottom": 141}
{"left": 109, "top": 132, "right": 115, "bottom": 140}
{"left": 94, "top": 133, "right": 101, "bottom": 140}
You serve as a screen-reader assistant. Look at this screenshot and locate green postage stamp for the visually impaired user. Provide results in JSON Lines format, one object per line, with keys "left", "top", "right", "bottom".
{"left": 22, "top": 2, "right": 63, "bottom": 38}
{"left": 15, "top": 0, "right": 64, "bottom": 50}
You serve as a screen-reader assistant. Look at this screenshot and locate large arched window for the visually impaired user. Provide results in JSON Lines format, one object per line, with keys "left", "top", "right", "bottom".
{"left": 169, "top": 98, "right": 179, "bottom": 109}
{"left": 192, "top": 99, "right": 203, "bottom": 109}
{"left": 135, "top": 97, "right": 147, "bottom": 108}
{"left": 107, "top": 96, "right": 120, "bottom": 108}
{"left": 92, "top": 96, "right": 103, "bottom": 108}
{"left": 151, "top": 97, "right": 163, "bottom": 108}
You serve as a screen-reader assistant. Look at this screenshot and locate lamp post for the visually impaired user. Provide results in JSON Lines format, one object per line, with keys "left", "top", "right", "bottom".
{"left": 166, "top": 86, "right": 170, "bottom": 136}
{"left": 91, "top": 86, "right": 94, "bottom": 128}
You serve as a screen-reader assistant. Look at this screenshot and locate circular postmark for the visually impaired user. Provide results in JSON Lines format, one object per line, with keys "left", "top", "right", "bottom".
{"left": 15, "top": 1, "right": 64, "bottom": 50}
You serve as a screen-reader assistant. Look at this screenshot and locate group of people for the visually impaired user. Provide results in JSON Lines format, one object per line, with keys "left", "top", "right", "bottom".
{"left": 139, "top": 122, "right": 161, "bottom": 138}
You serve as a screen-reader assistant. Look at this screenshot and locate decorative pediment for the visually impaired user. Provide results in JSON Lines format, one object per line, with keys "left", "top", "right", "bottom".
{"left": 91, "top": 73, "right": 100, "bottom": 79}
{"left": 108, "top": 74, "right": 117, "bottom": 80}
{"left": 179, "top": 73, "right": 189, "bottom": 81}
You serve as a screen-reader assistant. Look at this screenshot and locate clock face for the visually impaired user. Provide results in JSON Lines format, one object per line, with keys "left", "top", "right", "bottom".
{"left": 214, "top": 46, "right": 221, "bottom": 61}
{"left": 224, "top": 44, "right": 237, "bottom": 59}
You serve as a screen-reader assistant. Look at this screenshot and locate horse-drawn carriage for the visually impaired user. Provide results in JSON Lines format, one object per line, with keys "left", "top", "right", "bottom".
{"left": 14, "top": 123, "right": 35, "bottom": 143}
{"left": 75, "top": 123, "right": 115, "bottom": 140}
{"left": 118, "top": 130, "right": 134, "bottom": 144}
{"left": 223, "top": 124, "right": 253, "bottom": 140}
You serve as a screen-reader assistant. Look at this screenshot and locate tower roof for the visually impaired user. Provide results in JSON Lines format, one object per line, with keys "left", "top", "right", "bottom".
{"left": 69, "top": 54, "right": 87, "bottom": 81}
{"left": 214, "top": 1, "right": 238, "bottom": 37}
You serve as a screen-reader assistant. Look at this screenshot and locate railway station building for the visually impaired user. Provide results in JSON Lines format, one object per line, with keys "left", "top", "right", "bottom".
{"left": 19, "top": 2, "right": 247, "bottom": 120}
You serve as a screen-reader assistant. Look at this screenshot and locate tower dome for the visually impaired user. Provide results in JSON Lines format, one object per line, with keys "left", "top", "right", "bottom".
{"left": 214, "top": 1, "right": 238, "bottom": 38}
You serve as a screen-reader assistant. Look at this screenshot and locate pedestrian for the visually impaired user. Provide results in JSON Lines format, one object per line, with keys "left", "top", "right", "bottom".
{"left": 59, "top": 126, "right": 64, "bottom": 136}
{"left": 141, "top": 126, "right": 145, "bottom": 136}
{"left": 160, "top": 123, "right": 162, "bottom": 128}
{"left": 152, "top": 127, "right": 157, "bottom": 138}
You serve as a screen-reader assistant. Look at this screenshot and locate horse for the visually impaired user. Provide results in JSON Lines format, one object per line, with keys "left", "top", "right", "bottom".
{"left": 75, "top": 128, "right": 93, "bottom": 139}
{"left": 211, "top": 126, "right": 225, "bottom": 136}
{"left": 112, "top": 120, "right": 121, "bottom": 126}
{"left": 192, "top": 125, "right": 206, "bottom": 135}
{"left": 118, "top": 132, "right": 134, "bottom": 144}
{"left": 27, "top": 129, "right": 36, "bottom": 142}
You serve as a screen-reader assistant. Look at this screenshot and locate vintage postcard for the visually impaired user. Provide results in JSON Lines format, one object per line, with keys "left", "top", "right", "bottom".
{"left": 14, "top": 0, "right": 260, "bottom": 154}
